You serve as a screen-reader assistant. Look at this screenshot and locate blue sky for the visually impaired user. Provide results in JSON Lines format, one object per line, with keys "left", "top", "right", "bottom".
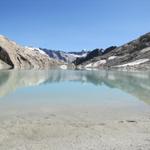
{"left": 0, "top": 0, "right": 150, "bottom": 51}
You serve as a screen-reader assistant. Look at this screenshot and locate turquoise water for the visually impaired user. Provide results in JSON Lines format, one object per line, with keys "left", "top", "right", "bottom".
{"left": 0, "top": 70, "right": 150, "bottom": 108}
{"left": 0, "top": 70, "right": 150, "bottom": 150}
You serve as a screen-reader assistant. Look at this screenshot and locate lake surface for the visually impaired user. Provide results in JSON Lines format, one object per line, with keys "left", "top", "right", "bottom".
{"left": 0, "top": 70, "right": 150, "bottom": 103}
{"left": 0, "top": 70, "right": 150, "bottom": 119}
{"left": 0, "top": 70, "right": 150, "bottom": 150}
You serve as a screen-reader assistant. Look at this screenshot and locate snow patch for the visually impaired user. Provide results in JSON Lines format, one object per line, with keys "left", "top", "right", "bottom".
{"left": 93, "top": 60, "right": 106, "bottom": 67}
{"left": 85, "top": 60, "right": 106, "bottom": 68}
{"left": 60, "top": 65, "right": 67, "bottom": 70}
{"left": 85, "top": 63, "right": 93, "bottom": 68}
{"left": 140, "top": 47, "right": 150, "bottom": 53}
{"left": 37, "top": 49, "right": 47, "bottom": 55}
{"left": 115, "top": 59, "right": 149, "bottom": 67}
{"left": 67, "top": 53, "right": 87, "bottom": 58}
{"left": 25, "top": 47, "right": 47, "bottom": 55}
{"left": 108, "top": 56, "right": 117, "bottom": 60}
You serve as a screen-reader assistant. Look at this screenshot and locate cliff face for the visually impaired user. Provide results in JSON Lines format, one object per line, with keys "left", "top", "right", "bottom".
{"left": 75, "top": 33, "right": 150, "bottom": 70}
{"left": 0, "top": 35, "right": 60, "bottom": 70}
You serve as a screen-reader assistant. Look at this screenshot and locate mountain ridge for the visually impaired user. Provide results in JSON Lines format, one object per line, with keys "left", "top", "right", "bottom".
{"left": 75, "top": 32, "right": 150, "bottom": 70}
{"left": 0, "top": 32, "right": 150, "bottom": 70}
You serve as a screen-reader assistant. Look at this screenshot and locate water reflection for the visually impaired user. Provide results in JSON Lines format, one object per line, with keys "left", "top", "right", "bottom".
{"left": 0, "top": 70, "right": 150, "bottom": 104}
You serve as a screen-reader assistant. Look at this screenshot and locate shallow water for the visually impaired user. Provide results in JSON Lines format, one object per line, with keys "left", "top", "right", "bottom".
{"left": 0, "top": 70, "right": 150, "bottom": 150}
{"left": 0, "top": 69, "right": 150, "bottom": 113}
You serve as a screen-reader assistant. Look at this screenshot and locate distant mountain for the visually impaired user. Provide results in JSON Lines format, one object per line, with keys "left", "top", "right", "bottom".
{"left": 73, "top": 47, "right": 117, "bottom": 65}
{"left": 40, "top": 48, "right": 89, "bottom": 63}
{"left": 0, "top": 32, "right": 150, "bottom": 70}
{"left": 73, "top": 49, "right": 103, "bottom": 65}
{"left": 75, "top": 33, "right": 150, "bottom": 70}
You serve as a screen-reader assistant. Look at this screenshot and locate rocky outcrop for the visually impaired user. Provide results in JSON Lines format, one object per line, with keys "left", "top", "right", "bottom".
{"left": 103, "top": 46, "right": 117, "bottom": 54}
{"left": 74, "top": 48, "right": 103, "bottom": 65}
{"left": 75, "top": 33, "right": 150, "bottom": 70}
{"left": 0, "top": 35, "right": 61, "bottom": 69}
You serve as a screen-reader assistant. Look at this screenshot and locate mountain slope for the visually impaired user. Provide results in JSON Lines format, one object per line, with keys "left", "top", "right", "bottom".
{"left": 1, "top": 33, "right": 150, "bottom": 70}
{"left": 75, "top": 33, "right": 150, "bottom": 70}
{"left": 0, "top": 35, "right": 61, "bottom": 69}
